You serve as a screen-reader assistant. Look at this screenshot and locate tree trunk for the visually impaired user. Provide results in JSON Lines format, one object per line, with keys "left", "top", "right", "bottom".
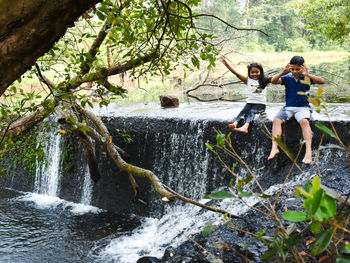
{"left": 0, "top": 0, "right": 102, "bottom": 96}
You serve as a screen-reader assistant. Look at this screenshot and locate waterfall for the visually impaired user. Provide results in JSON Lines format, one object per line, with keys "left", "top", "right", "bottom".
{"left": 1, "top": 102, "right": 348, "bottom": 262}
{"left": 33, "top": 129, "right": 94, "bottom": 206}
{"left": 96, "top": 173, "right": 309, "bottom": 263}
{"left": 80, "top": 164, "right": 93, "bottom": 205}
{"left": 34, "top": 129, "right": 62, "bottom": 196}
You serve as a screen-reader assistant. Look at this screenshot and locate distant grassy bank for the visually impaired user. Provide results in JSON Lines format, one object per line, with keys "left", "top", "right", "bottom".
{"left": 121, "top": 51, "right": 349, "bottom": 102}
{"left": 216, "top": 51, "right": 350, "bottom": 72}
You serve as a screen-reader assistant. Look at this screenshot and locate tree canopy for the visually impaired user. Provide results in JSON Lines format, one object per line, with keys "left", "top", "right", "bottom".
{"left": 295, "top": 0, "right": 350, "bottom": 44}
{"left": 0, "top": 0, "right": 263, "bottom": 215}
{"left": 0, "top": 0, "right": 101, "bottom": 95}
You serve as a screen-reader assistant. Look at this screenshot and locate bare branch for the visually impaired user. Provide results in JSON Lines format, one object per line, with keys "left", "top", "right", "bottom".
{"left": 164, "top": 8, "right": 269, "bottom": 36}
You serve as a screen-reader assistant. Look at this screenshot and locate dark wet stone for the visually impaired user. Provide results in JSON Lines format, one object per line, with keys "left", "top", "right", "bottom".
{"left": 137, "top": 256, "right": 163, "bottom": 263}
{"left": 159, "top": 95, "right": 179, "bottom": 108}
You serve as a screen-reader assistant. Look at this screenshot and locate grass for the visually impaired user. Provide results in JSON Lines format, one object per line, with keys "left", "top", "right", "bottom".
{"left": 114, "top": 51, "right": 350, "bottom": 103}
{"left": 9, "top": 51, "right": 350, "bottom": 104}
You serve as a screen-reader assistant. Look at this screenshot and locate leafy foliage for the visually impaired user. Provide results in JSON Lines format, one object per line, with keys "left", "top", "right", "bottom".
{"left": 295, "top": 0, "right": 350, "bottom": 45}
{"left": 204, "top": 108, "right": 349, "bottom": 262}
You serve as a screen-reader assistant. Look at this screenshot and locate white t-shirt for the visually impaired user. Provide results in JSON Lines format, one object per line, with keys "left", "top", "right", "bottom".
{"left": 246, "top": 77, "right": 266, "bottom": 105}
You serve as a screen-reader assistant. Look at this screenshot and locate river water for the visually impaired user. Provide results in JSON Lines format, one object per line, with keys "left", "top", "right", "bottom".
{"left": 0, "top": 188, "right": 140, "bottom": 263}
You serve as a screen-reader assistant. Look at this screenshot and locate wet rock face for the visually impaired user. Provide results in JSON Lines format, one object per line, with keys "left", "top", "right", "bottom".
{"left": 1, "top": 116, "right": 349, "bottom": 218}
{"left": 158, "top": 162, "right": 350, "bottom": 263}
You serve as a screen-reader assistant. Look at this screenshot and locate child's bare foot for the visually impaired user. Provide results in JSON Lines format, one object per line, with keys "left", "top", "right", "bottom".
{"left": 233, "top": 127, "right": 248, "bottom": 134}
{"left": 228, "top": 122, "right": 237, "bottom": 130}
{"left": 268, "top": 148, "right": 279, "bottom": 160}
{"left": 302, "top": 153, "right": 312, "bottom": 164}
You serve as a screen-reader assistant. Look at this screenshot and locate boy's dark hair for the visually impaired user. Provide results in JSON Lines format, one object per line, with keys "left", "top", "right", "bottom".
{"left": 247, "top": 62, "right": 271, "bottom": 90}
{"left": 290, "top": 56, "right": 305, "bottom": 66}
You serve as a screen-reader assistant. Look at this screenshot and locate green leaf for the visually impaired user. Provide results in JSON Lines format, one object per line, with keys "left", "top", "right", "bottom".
{"left": 96, "top": 11, "right": 106, "bottom": 21}
{"left": 210, "top": 243, "right": 224, "bottom": 249}
{"left": 216, "top": 133, "right": 225, "bottom": 147}
{"left": 310, "top": 189, "right": 324, "bottom": 215}
{"left": 253, "top": 229, "right": 266, "bottom": 242}
{"left": 319, "top": 143, "right": 345, "bottom": 151}
{"left": 311, "top": 176, "right": 321, "bottom": 194}
{"left": 336, "top": 258, "right": 350, "bottom": 263}
{"left": 296, "top": 186, "right": 313, "bottom": 199}
{"left": 316, "top": 87, "right": 324, "bottom": 97}
{"left": 231, "top": 161, "right": 238, "bottom": 172}
{"left": 202, "top": 222, "right": 217, "bottom": 236}
{"left": 205, "top": 143, "right": 216, "bottom": 153}
{"left": 310, "top": 221, "right": 322, "bottom": 234}
{"left": 305, "top": 181, "right": 312, "bottom": 192}
{"left": 274, "top": 136, "right": 294, "bottom": 160}
{"left": 284, "top": 234, "right": 302, "bottom": 249}
{"left": 282, "top": 211, "right": 309, "bottom": 222}
{"left": 314, "top": 194, "right": 337, "bottom": 221}
{"left": 191, "top": 56, "right": 200, "bottom": 69}
{"left": 204, "top": 190, "right": 235, "bottom": 200}
{"left": 238, "top": 190, "right": 253, "bottom": 198}
{"left": 341, "top": 244, "right": 350, "bottom": 254}
{"left": 315, "top": 122, "right": 336, "bottom": 138}
{"left": 261, "top": 247, "right": 277, "bottom": 260}
{"left": 311, "top": 228, "right": 333, "bottom": 256}
{"left": 237, "top": 175, "right": 253, "bottom": 188}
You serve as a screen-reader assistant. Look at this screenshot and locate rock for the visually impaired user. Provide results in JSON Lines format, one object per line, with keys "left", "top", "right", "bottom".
{"left": 160, "top": 95, "right": 179, "bottom": 108}
{"left": 137, "top": 256, "right": 163, "bottom": 263}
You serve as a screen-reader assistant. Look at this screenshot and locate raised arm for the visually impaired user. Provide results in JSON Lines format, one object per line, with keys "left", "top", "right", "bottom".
{"left": 271, "top": 63, "right": 291, "bottom": 84}
{"left": 219, "top": 56, "right": 247, "bottom": 84}
{"left": 302, "top": 65, "right": 325, "bottom": 84}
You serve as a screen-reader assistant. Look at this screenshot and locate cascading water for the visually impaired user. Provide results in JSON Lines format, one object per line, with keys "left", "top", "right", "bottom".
{"left": 33, "top": 127, "right": 94, "bottom": 206}
{"left": 34, "top": 129, "right": 62, "bottom": 196}
{"left": 81, "top": 164, "right": 93, "bottom": 205}
{"left": 93, "top": 119, "right": 214, "bottom": 262}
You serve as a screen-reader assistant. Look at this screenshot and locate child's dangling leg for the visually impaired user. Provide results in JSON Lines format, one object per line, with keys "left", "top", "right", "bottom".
{"left": 299, "top": 119, "right": 312, "bottom": 164}
{"left": 232, "top": 104, "right": 265, "bottom": 134}
{"left": 229, "top": 104, "right": 252, "bottom": 131}
{"left": 233, "top": 122, "right": 249, "bottom": 134}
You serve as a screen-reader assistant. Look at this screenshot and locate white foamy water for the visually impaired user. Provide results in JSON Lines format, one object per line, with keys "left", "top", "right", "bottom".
{"left": 94, "top": 101, "right": 350, "bottom": 121}
{"left": 34, "top": 130, "right": 62, "bottom": 196}
{"left": 97, "top": 172, "right": 309, "bottom": 263}
{"left": 80, "top": 164, "right": 93, "bottom": 205}
{"left": 16, "top": 192, "right": 102, "bottom": 215}
{"left": 96, "top": 201, "right": 213, "bottom": 263}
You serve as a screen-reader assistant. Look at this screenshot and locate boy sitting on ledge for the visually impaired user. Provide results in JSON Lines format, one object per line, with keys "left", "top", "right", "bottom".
{"left": 268, "top": 55, "right": 325, "bottom": 164}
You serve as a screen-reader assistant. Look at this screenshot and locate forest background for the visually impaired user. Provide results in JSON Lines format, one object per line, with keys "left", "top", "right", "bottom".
{"left": 14, "top": 0, "right": 350, "bottom": 105}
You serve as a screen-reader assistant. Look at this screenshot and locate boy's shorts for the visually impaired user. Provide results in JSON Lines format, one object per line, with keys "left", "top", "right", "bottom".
{"left": 275, "top": 107, "right": 311, "bottom": 123}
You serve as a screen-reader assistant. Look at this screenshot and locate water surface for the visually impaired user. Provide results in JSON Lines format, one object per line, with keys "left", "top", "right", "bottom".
{"left": 0, "top": 188, "right": 140, "bottom": 263}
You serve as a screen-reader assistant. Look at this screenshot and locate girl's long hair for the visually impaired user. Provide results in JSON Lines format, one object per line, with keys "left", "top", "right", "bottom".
{"left": 247, "top": 62, "right": 271, "bottom": 90}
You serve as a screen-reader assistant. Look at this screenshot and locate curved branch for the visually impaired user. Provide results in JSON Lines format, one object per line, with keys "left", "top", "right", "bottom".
{"left": 192, "top": 14, "right": 268, "bottom": 36}
{"left": 164, "top": 8, "right": 269, "bottom": 36}
{"left": 60, "top": 107, "right": 101, "bottom": 182}
{"left": 63, "top": 51, "right": 158, "bottom": 92}
{"left": 1, "top": 106, "right": 53, "bottom": 140}
{"left": 80, "top": 22, "right": 110, "bottom": 75}
{"left": 186, "top": 81, "right": 241, "bottom": 94}
{"left": 76, "top": 106, "right": 239, "bottom": 217}
{"left": 185, "top": 81, "right": 246, "bottom": 102}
